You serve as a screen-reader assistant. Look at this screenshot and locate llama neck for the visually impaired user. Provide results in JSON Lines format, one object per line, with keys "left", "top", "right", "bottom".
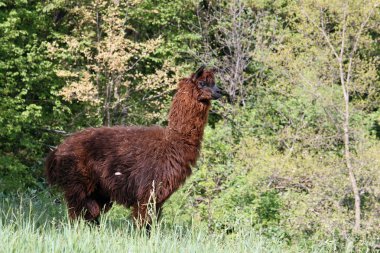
{"left": 167, "top": 89, "right": 210, "bottom": 147}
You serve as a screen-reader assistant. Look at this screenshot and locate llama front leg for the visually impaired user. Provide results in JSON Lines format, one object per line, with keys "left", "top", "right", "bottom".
{"left": 132, "top": 199, "right": 163, "bottom": 230}
{"left": 132, "top": 203, "right": 149, "bottom": 229}
{"left": 155, "top": 203, "right": 163, "bottom": 221}
{"left": 132, "top": 183, "right": 171, "bottom": 230}
{"left": 132, "top": 203, "right": 164, "bottom": 235}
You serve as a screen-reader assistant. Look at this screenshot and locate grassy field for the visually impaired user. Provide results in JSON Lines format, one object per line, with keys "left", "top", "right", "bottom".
{"left": 0, "top": 192, "right": 369, "bottom": 253}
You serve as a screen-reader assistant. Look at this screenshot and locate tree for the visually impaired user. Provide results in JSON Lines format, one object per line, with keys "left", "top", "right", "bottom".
{"left": 243, "top": 0, "right": 379, "bottom": 234}
{"left": 193, "top": 0, "right": 260, "bottom": 104}
{"left": 299, "top": 0, "right": 378, "bottom": 232}
{"left": 47, "top": 0, "right": 181, "bottom": 126}
{"left": 0, "top": 0, "right": 71, "bottom": 191}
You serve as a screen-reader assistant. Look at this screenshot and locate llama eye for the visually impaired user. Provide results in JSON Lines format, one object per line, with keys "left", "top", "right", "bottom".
{"left": 198, "top": 81, "right": 207, "bottom": 88}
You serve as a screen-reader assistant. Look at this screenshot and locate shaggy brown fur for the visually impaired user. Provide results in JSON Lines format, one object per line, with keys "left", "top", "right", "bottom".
{"left": 45, "top": 66, "right": 222, "bottom": 226}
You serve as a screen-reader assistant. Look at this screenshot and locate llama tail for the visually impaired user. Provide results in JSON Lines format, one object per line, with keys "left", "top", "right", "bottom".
{"left": 45, "top": 148, "right": 59, "bottom": 186}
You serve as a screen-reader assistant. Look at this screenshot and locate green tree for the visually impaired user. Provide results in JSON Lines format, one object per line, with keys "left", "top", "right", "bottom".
{"left": 299, "top": 0, "right": 378, "bottom": 232}
{"left": 0, "top": 0, "right": 70, "bottom": 191}
{"left": 47, "top": 0, "right": 193, "bottom": 126}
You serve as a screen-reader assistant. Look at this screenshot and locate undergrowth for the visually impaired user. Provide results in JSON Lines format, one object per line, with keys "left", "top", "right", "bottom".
{"left": 0, "top": 192, "right": 374, "bottom": 253}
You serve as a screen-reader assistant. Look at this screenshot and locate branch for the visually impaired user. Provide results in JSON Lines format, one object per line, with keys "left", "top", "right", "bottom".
{"left": 345, "top": 5, "right": 376, "bottom": 86}
{"left": 339, "top": 5, "right": 348, "bottom": 61}
{"left": 41, "top": 128, "right": 69, "bottom": 135}
{"left": 302, "top": 8, "right": 340, "bottom": 61}
{"left": 142, "top": 88, "right": 174, "bottom": 101}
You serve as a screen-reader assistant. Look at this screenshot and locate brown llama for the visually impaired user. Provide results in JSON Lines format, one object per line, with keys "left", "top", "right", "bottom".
{"left": 45, "top": 66, "right": 222, "bottom": 226}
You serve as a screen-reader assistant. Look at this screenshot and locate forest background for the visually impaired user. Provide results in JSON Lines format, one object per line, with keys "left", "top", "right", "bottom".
{"left": 0, "top": 0, "right": 379, "bottom": 251}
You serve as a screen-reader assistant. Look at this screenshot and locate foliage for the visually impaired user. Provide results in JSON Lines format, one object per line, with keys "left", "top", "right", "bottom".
{"left": 164, "top": 120, "right": 379, "bottom": 243}
{"left": 45, "top": 0, "right": 178, "bottom": 126}
{"left": 0, "top": 193, "right": 377, "bottom": 252}
{"left": 0, "top": 0, "right": 70, "bottom": 192}
{"left": 0, "top": 0, "right": 379, "bottom": 248}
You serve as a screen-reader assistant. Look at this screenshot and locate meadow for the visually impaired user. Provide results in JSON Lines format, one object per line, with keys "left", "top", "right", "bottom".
{"left": 1, "top": 1, "right": 379, "bottom": 252}
{"left": 0, "top": 192, "right": 373, "bottom": 253}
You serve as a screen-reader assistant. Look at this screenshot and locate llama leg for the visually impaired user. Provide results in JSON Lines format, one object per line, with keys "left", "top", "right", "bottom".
{"left": 65, "top": 190, "right": 101, "bottom": 223}
{"left": 153, "top": 188, "right": 172, "bottom": 221}
{"left": 132, "top": 203, "right": 156, "bottom": 236}
{"left": 156, "top": 203, "right": 163, "bottom": 221}
{"left": 83, "top": 198, "right": 101, "bottom": 222}
{"left": 132, "top": 184, "right": 171, "bottom": 229}
{"left": 91, "top": 192, "right": 113, "bottom": 214}
{"left": 85, "top": 193, "right": 113, "bottom": 225}
{"left": 132, "top": 203, "right": 149, "bottom": 229}
{"left": 132, "top": 201, "right": 163, "bottom": 234}
{"left": 65, "top": 190, "right": 86, "bottom": 220}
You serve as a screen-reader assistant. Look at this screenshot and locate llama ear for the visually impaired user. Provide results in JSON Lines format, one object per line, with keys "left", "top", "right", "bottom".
{"left": 210, "top": 67, "right": 219, "bottom": 73}
{"left": 193, "top": 65, "right": 206, "bottom": 81}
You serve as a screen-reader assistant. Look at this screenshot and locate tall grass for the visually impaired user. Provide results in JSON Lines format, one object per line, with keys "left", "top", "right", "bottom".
{"left": 0, "top": 192, "right": 371, "bottom": 253}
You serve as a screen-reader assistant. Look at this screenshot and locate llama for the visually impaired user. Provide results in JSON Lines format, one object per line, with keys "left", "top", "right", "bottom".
{"left": 45, "top": 66, "right": 222, "bottom": 226}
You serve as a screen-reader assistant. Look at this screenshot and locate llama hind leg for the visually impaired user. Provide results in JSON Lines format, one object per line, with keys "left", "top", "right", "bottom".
{"left": 84, "top": 192, "right": 113, "bottom": 225}
{"left": 65, "top": 191, "right": 101, "bottom": 223}
{"left": 65, "top": 190, "right": 86, "bottom": 220}
{"left": 91, "top": 191, "right": 113, "bottom": 214}
{"left": 83, "top": 199, "right": 101, "bottom": 222}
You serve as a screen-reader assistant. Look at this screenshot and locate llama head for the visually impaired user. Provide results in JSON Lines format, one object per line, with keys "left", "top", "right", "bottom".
{"left": 188, "top": 66, "right": 222, "bottom": 103}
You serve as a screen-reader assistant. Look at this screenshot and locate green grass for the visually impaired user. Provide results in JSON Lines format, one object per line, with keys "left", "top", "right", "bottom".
{"left": 0, "top": 192, "right": 371, "bottom": 253}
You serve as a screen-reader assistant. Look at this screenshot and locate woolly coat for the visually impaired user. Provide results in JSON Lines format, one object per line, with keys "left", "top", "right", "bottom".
{"left": 45, "top": 69, "right": 217, "bottom": 223}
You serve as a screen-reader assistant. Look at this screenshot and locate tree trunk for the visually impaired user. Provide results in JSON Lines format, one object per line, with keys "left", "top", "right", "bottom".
{"left": 343, "top": 100, "right": 361, "bottom": 232}
{"left": 339, "top": 63, "right": 361, "bottom": 232}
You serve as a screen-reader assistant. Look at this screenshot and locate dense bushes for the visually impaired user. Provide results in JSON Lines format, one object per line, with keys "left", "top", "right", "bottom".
{"left": 0, "top": 0, "right": 379, "bottom": 248}
{"left": 163, "top": 116, "right": 379, "bottom": 245}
